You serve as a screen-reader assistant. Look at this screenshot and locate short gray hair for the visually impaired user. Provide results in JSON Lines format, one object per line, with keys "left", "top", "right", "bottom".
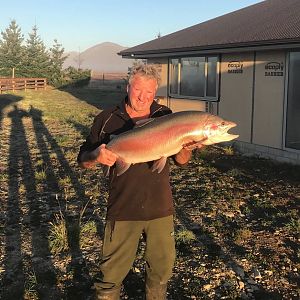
{"left": 128, "top": 63, "right": 161, "bottom": 86}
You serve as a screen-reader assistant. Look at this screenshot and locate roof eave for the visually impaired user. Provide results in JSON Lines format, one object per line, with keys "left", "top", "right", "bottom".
{"left": 119, "top": 39, "right": 300, "bottom": 59}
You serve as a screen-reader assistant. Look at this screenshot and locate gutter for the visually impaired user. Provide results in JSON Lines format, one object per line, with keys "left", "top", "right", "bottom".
{"left": 119, "top": 41, "right": 300, "bottom": 59}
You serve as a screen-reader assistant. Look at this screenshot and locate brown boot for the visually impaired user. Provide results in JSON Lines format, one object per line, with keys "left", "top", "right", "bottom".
{"left": 95, "top": 286, "right": 121, "bottom": 300}
{"left": 145, "top": 280, "right": 167, "bottom": 300}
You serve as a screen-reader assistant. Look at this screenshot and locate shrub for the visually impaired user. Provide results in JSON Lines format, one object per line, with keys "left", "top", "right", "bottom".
{"left": 80, "top": 220, "right": 97, "bottom": 248}
{"left": 49, "top": 213, "right": 69, "bottom": 255}
{"left": 176, "top": 229, "right": 196, "bottom": 244}
{"left": 234, "top": 228, "right": 252, "bottom": 244}
{"left": 61, "top": 67, "right": 91, "bottom": 88}
{"left": 223, "top": 146, "right": 235, "bottom": 155}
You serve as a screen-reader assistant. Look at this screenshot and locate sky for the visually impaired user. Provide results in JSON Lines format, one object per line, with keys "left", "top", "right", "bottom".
{"left": 1, "top": 0, "right": 263, "bottom": 52}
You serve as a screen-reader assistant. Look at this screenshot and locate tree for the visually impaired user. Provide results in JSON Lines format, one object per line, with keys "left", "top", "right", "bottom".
{"left": 0, "top": 20, "right": 25, "bottom": 77}
{"left": 23, "top": 25, "right": 50, "bottom": 78}
{"left": 0, "top": 21, "right": 89, "bottom": 87}
{"left": 49, "top": 39, "right": 68, "bottom": 86}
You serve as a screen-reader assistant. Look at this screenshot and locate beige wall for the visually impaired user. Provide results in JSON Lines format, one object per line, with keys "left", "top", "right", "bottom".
{"left": 166, "top": 98, "right": 206, "bottom": 112}
{"left": 252, "top": 51, "right": 286, "bottom": 148}
{"left": 219, "top": 52, "right": 255, "bottom": 143}
{"left": 153, "top": 97, "right": 206, "bottom": 112}
{"left": 219, "top": 51, "right": 286, "bottom": 148}
{"left": 149, "top": 51, "right": 287, "bottom": 150}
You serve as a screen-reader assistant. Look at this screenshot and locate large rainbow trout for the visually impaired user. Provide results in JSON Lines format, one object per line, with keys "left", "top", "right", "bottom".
{"left": 106, "top": 111, "right": 238, "bottom": 176}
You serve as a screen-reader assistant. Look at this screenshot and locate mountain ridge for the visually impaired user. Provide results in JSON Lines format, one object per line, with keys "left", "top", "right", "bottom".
{"left": 63, "top": 42, "right": 132, "bottom": 72}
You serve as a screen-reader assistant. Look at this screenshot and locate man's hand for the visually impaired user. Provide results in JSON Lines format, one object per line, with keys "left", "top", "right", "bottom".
{"left": 174, "top": 147, "right": 192, "bottom": 166}
{"left": 174, "top": 140, "right": 206, "bottom": 166}
{"left": 182, "top": 139, "right": 206, "bottom": 151}
{"left": 79, "top": 144, "right": 117, "bottom": 169}
{"left": 94, "top": 144, "right": 117, "bottom": 166}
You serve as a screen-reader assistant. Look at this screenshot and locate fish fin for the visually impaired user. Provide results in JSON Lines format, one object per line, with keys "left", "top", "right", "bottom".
{"left": 152, "top": 157, "right": 167, "bottom": 173}
{"left": 115, "top": 159, "right": 131, "bottom": 176}
{"left": 135, "top": 118, "right": 155, "bottom": 127}
{"left": 102, "top": 165, "right": 110, "bottom": 177}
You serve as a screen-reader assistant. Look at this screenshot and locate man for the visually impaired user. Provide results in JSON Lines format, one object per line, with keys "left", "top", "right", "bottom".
{"left": 78, "top": 63, "right": 192, "bottom": 300}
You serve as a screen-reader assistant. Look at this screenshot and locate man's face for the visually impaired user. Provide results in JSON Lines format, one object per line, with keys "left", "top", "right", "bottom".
{"left": 127, "top": 75, "right": 157, "bottom": 115}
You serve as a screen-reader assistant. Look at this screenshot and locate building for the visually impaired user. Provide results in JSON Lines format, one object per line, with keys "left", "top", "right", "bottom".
{"left": 119, "top": 0, "right": 300, "bottom": 165}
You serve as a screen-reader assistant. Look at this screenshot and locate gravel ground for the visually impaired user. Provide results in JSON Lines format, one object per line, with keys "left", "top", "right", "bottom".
{"left": 0, "top": 91, "right": 299, "bottom": 299}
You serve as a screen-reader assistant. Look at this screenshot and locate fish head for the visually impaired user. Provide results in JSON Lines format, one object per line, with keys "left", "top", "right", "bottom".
{"left": 202, "top": 115, "right": 239, "bottom": 145}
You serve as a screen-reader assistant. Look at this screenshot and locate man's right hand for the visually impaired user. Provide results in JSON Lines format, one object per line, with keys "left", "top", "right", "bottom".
{"left": 93, "top": 144, "right": 117, "bottom": 166}
{"left": 79, "top": 144, "right": 117, "bottom": 169}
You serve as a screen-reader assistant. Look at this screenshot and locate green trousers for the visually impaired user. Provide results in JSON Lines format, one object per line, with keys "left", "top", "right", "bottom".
{"left": 95, "top": 215, "right": 176, "bottom": 290}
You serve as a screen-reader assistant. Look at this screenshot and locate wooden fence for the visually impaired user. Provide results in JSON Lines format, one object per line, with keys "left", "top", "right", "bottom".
{"left": 0, "top": 78, "right": 47, "bottom": 93}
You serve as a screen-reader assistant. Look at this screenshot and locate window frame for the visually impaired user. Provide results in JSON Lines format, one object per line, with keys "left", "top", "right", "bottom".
{"left": 168, "top": 55, "right": 220, "bottom": 102}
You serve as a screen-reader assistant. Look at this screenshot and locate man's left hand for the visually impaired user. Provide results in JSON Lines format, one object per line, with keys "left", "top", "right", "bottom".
{"left": 174, "top": 147, "right": 192, "bottom": 166}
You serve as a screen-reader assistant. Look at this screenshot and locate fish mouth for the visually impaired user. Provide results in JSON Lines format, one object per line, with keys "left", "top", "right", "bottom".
{"left": 221, "top": 122, "right": 239, "bottom": 141}
{"left": 221, "top": 133, "right": 239, "bottom": 142}
{"left": 202, "top": 121, "right": 239, "bottom": 145}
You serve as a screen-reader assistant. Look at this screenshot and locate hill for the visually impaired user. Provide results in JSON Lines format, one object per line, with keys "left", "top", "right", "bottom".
{"left": 63, "top": 42, "right": 132, "bottom": 72}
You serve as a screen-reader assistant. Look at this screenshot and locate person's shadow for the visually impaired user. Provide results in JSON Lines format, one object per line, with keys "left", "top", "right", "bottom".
{"left": 1, "top": 98, "right": 97, "bottom": 299}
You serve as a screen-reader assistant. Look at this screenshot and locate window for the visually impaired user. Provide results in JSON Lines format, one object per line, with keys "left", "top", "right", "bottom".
{"left": 286, "top": 52, "right": 300, "bottom": 150}
{"left": 181, "top": 57, "right": 205, "bottom": 97}
{"left": 169, "top": 56, "right": 218, "bottom": 101}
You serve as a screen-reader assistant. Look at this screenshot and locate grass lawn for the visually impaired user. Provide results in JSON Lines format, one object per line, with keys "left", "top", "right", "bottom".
{"left": 0, "top": 87, "right": 299, "bottom": 299}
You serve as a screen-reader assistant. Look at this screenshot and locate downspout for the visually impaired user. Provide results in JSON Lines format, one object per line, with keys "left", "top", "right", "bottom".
{"left": 250, "top": 51, "right": 257, "bottom": 144}
{"left": 282, "top": 51, "right": 289, "bottom": 150}
{"left": 217, "top": 54, "right": 221, "bottom": 115}
{"left": 167, "top": 57, "right": 170, "bottom": 108}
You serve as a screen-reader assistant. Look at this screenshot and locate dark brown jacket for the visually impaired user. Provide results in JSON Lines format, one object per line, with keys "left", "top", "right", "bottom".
{"left": 78, "top": 98, "right": 174, "bottom": 221}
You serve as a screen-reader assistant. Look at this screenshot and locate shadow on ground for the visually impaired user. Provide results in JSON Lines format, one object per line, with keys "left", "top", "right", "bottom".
{"left": 0, "top": 100, "right": 104, "bottom": 299}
